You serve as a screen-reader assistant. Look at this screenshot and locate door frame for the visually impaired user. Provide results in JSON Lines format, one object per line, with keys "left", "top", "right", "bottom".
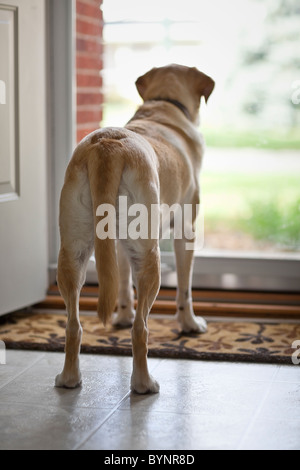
{"left": 46, "top": 0, "right": 76, "bottom": 273}
{"left": 161, "top": 251, "right": 300, "bottom": 292}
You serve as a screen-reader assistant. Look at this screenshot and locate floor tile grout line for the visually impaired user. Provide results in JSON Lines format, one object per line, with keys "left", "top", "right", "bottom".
{"left": 235, "top": 365, "right": 280, "bottom": 450}
{"left": 73, "top": 390, "right": 132, "bottom": 450}
{"left": 149, "top": 358, "right": 164, "bottom": 373}
{"left": 0, "top": 353, "right": 46, "bottom": 391}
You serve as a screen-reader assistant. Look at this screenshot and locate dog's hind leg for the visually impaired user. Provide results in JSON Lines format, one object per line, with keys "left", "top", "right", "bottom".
{"left": 123, "top": 239, "right": 160, "bottom": 394}
{"left": 112, "top": 241, "right": 135, "bottom": 328}
{"left": 55, "top": 173, "right": 94, "bottom": 388}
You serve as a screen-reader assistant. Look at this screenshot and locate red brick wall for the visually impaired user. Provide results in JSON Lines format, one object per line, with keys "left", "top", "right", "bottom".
{"left": 76, "top": 0, "right": 103, "bottom": 143}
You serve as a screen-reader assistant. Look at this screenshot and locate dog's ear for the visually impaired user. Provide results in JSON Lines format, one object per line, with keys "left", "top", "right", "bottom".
{"left": 190, "top": 68, "right": 215, "bottom": 104}
{"left": 135, "top": 68, "right": 156, "bottom": 100}
{"left": 135, "top": 75, "right": 146, "bottom": 99}
{"left": 202, "top": 76, "right": 215, "bottom": 104}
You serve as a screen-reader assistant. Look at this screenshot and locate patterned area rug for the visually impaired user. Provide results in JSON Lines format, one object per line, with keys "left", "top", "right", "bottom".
{"left": 0, "top": 312, "right": 299, "bottom": 364}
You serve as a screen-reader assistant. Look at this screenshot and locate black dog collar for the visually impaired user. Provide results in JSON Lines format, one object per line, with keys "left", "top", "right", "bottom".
{"left": 149, "top": 97, "right": 192, "bottom": 121}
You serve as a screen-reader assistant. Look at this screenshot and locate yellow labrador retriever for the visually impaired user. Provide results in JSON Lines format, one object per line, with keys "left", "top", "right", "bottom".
{"left": 55, "top": 64, "right": 215, "bottom": 394}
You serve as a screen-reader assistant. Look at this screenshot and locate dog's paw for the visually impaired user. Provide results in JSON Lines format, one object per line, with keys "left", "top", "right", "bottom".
{"left": 112, "top": 308, "right": 135, "bottom": 328}
{"left": 131, "top": 374, "right": 160, "bottom": 394}
{"left": 55, "top": 372, "right": 82, "bottom": 389}
{"left": 176, "top": 313, "right": 207, "bottom": 334}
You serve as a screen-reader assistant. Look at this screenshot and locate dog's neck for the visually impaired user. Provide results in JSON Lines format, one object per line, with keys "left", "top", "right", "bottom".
{"left": 148, "top": 97, "right": 192, "bottom": 121}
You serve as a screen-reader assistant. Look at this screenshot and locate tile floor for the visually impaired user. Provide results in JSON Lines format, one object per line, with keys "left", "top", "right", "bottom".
{"left": 0, "top": 349, "right": 299, "bottom": 450}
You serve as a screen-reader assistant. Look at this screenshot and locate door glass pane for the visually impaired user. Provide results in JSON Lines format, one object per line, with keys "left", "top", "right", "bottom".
{"left": 101, "top": 0, "right": 300, "bottom": 256}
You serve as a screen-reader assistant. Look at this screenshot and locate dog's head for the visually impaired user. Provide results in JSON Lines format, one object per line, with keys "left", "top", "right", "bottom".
{"left": 136, "top": 64, "right": 215, "bottom": 123}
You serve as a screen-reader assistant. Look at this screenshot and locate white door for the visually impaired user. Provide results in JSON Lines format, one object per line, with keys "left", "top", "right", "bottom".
{"left": 0, "top": 0, "right": 48, "bottom": 315}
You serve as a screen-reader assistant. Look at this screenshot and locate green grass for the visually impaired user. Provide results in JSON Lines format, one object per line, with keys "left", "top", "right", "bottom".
{"left": 202, "top": 128, "right": 300, "bottom": 150}
{"left": 242, "top": 198, "right": 300, "bottom": 249}
{"left": 202, "top": 172, "right": 300, "bottom": 250}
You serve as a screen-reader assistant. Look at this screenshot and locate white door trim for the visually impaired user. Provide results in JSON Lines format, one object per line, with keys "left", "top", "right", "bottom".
{"left": 46, "top": 0, "right": 76, "bottom": 269}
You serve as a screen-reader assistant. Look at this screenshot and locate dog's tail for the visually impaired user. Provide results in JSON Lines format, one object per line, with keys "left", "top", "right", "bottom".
{"left": 87, "top": 134, "right": 125, "bottom": 326}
